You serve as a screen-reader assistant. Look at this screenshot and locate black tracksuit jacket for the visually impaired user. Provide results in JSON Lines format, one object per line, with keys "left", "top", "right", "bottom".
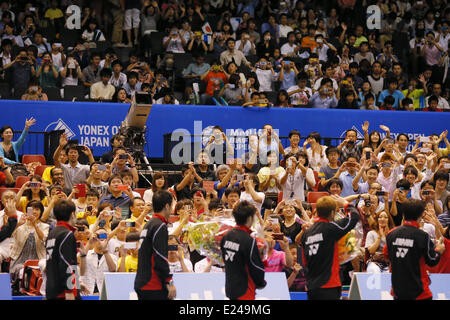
{"left": 301, "top": 204, "right": 360, "bottom": 291}
{"left": 220, "top": 225, "right": 266, "bottom": 300}
{"left": 45, "top": 221, "right": 80, "bottom": 300}
{"left": 134, "top": 214, "right": 172, "bottom": 292}
{"left": 383, "top": 220, "right": 441, "bottom": 300}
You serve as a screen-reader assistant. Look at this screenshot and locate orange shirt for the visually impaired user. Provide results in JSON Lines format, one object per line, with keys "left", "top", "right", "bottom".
{"left": 301, "top": 36, "right": 317, "bottom": 52}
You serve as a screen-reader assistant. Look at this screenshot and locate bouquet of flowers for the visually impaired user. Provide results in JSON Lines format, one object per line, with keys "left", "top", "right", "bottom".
{"left": 186, "top": 218, "right": 235, "bottom": 266}
{"left": 337, "top": 229, "right": 358, "bottom": 264}
{"left": 335, "top": 211, "right": 359, "bottom": 264}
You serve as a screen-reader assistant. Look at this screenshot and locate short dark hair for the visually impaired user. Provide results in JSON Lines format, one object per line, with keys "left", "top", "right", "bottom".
{"left": 100, "top": 68, "right": 112, "bottom": 77}
{"left": 384, "top": 95, "right": 395, "bottom": 105}
{"left": 403, "top": 153, "right": 417, "bottom": 163}
{"left": 396, "top": 178, "right": 411, "bottom": 190}
{"left": 225, "top": 186, "right": 241, "bottom": 197}
{"left": 420, "top": 180, "right": 435, "bottom": 190}
{"left": 326, "top": 178, "right": 343, "bottom": 192}
{"left": 26, "top": 200, "right": 45, "bottom": 219}
{"left": 126, "top": 231, "right": 140, "bottom": 242}
{"left": 288, "top": 129, "right": 301, "bottom": 139}
{"left": 152, "top": 190, "right": 173, "bottom": 213}
{"left": 53, "top": 199, "right": 76, "bottom": 221}
{"left": 208, "top": 198, "right": 224, "bottom": 211}
{"left": 86, "top": 190, "right": 100, "bottom": 199}
{"left": 403, "top": 165, "right": 419, "bottom": 178}
{"left": 402, "top": 199, "right": 426, "bottom": 221}
{"left": 108, "top": 174, "right": 123, "bottom": 185}
{"left": 232, "top": 200, "right": 256, "bottom": 225}
{"left": 433, "top": 170, "right": 449, "bottom": 183}
{"left": 129, "top": 197, "right": 145, "bottom": 210}
{"left": 325, "top": 147, "right": 340, "bottom": 157}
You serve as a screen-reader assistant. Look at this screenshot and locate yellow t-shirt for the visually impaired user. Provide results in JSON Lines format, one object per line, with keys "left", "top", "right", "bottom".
{"left": 117, "top": 255, "right": 138, "bottom": 272}
{"left": 439, "top": 146, "right": 450, "bottom": 157}
{"left": 402, "top": 89, "right": 425, "bottom": 110}
{"left": 76, "top": 211, "right": 97, "bottom": 225}
{"left": 45, "top": 8, "right": 63, "bottom": 20}
{"left": 257, "top": 166, "right": 286, "bottom": 190}
{"left": 41, "top": 166, "right": 54, "bottom": 184}
{"left": 19, "top": 196, "right": 49, "bottom": 213}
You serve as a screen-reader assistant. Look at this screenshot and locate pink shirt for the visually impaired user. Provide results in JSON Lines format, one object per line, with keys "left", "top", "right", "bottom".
{"left": 264, "top": 250, "right": 286, "bottom": 272}
{"left": 423, "top": 45, "right": 441, "bottom": 66}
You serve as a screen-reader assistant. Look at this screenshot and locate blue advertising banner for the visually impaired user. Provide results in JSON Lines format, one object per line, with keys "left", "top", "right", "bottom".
{"left": 2, "top": 100, "right": 449, "bottom": 158}
{"left": 0, "top": 273, "right": 12, "bottom": 300}
{"left": 101, "top": 272, "right": 290, "bottom": 300}
{"left": 349, "top": 272, "right": 450, "bottom": 300}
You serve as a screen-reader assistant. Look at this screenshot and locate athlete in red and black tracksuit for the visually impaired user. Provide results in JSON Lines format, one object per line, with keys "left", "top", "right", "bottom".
{"left": 45, "top": 221, "right": 80, "bottom": 300}
{"left": 383, "top": 220, "right": 441, "bottom": 300}
{"left": 301, "top": 204, "right": 359, "bottom": 300}
{"left": 220, "top": 225, "right": 266, "bottom": 300}
{"left": 134, "top": 214, "right": 172, "bottom": 300}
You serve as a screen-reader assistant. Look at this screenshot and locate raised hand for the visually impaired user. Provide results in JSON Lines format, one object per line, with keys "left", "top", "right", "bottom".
{"left": 25, "top": 117, "right": 36, "bottom": 130}
{"left": 59, "top": 132, "right": 69, "bottom": 147}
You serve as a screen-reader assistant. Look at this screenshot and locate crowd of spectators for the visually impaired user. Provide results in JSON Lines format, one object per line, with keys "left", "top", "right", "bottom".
{"left": 0, "top": 114, "right": 449, "bottom": 296}
{"left": 0, "top": 0, "right": 448, "bottom": 109}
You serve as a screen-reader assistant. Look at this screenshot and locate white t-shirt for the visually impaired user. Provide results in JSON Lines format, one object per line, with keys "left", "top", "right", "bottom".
{"left": 255, "top": 68, "right": 277, "bottom": 92}
{"left": 51, "top": 52, "right": 64, "bottom": 69}
{"left": 143, "top": 189, "right": 153, "bottom": 204}
{"left": 240, "top": 191, "right": 265, "bottom": 214}
{"left": 235, "top": 40, "right": 254, "bottom": 56}
{"left": 281, "top": 168, "right": 314, "bottom": 202}
{"left": 313, "top": 77, "right": 338, "bottom": 92}
{"left": 194, "top": 258, "right": 224, "bottom": 273}
{"left": 280, "top": 42, "right": 297, "bottom": 56}
{"left": 107, "top": 238, "right": 126, "bottom": 258}
{"left": 279, "top": 24, "right": 293, "bottom": 38}
{"left": 306, "top": 146, "right": 328, "bottom": 171}
{"left": 287, "top": 85, "right": 312, "bottom": 105}
{"left": 169, "top": 259, "right": 193, "bottom": 273}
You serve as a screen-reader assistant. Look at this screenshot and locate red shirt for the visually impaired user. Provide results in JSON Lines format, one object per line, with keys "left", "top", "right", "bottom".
{"left": 427, "top": 238, "right": 450, "bottom": 273}
{"left": 204, "top": 71, "right": 227, "bottom": 96}
{"left": 422, "top": 107, "right": 443, "bottom": 112}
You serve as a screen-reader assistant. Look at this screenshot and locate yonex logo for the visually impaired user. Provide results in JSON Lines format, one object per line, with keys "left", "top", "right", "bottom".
{"left": 396, "top": 248, "right": 409, "bottom": 258}
{"left": 309, "top": 244, "right": 320, "bottom": 256}
{"left": 45, "top": 118, "right": 76, "bottom": 139}
{"left": 224, "top": 250, "right": 235, "bottom": 262}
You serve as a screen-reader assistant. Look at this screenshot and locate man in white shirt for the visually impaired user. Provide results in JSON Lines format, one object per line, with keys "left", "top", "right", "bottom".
{"left": 280, "top": 32, "right": 302, "bottom": 57}
{"left": 220, "top": 38, "right": 251, "bottom": 68}
{"left": 279, "top": 14, "right": 293, "bottom": 38}
{"left": 235, "top": 31, "right": 256, "bottom": 57}
{"left": 313, "top": 34, "right": 337, "bottom": 63}
{"left": 426, "top": 83, "right": 450, "bottom": 110}
{"left": 313, "top": 64, "right": 338, "bottom": 92}
{"left": 255, "top": 57, "right": 278, "bottom": 92}
{"left": 287, "top": 71, "right": 312, "bottom": 106}
{"left": 90, "top": 68, "right": 116, "bottom": 100}
{"left": 109, "top": 60, "right": 127, "bottom": 88}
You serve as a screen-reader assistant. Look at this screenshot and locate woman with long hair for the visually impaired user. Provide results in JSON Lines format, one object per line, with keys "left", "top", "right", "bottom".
{"left": 143, "top": 172, "right": 169, "bottom": 206}
{"left": 364, "top": 210, "right": 394, "bottom": 273}
{"left": 16, "top": 175, "right": 49, "bottom": 212}
{"left": 275, "top": 90, "right": 292, "bottom": 108}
